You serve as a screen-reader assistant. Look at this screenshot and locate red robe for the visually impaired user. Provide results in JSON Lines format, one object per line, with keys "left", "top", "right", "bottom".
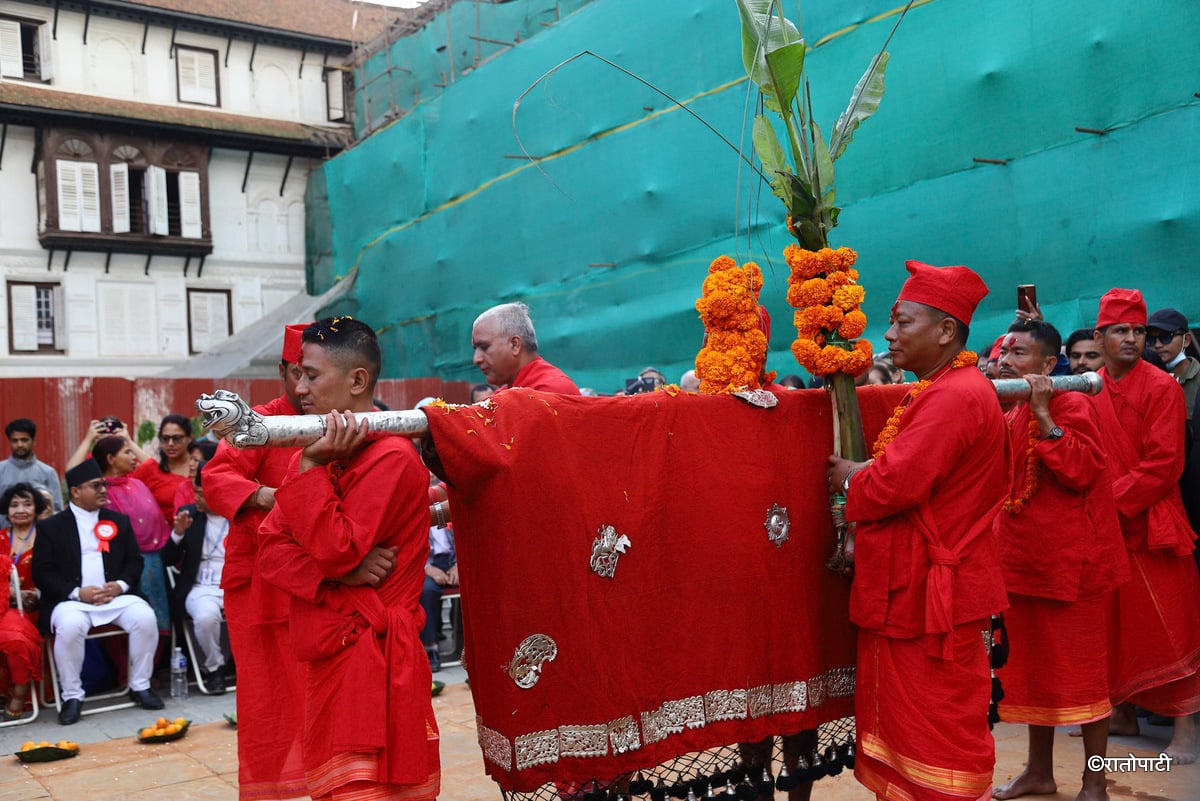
{"left": 1094, "top": 359, "right": 1200, "bottom": 714}
{"left": 845, "top": 363, "right": 1008, "bottom": 801}
{"left": 0, "top": 542, "right": 41, "bottom": 692}
{"left": 257, "top": 437, "right": 439, "bottom": 801}
{"left": 508, "top": 356, "right": 580, "bottom": 394}
{"left": 132, "top": 458, "right": 187, "bottom": 526}
{"left": 994, "top": 393, "right": 1129, "bottom": 726}
{"left": 202, "top": 394, "right": 307, "bottom": 801}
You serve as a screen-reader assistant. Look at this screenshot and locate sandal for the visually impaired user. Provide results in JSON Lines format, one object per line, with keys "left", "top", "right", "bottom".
{"left": 2, "top": 706, "right": 23, "bottom": 721}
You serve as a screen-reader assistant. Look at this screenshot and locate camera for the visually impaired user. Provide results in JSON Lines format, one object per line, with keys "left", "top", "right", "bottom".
{"left": 624, "top": 376, "right": 660, "bottom": 395}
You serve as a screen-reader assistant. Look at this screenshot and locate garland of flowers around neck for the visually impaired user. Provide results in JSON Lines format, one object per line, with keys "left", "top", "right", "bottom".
{"left": 871, "top": 350, "right": 979, "bottom": 459}
{"left": 694, "top": 256, "right": 775, "bottom": 394}
{"left": 1002, "top": 414, "right": 1042, "bottom": 514}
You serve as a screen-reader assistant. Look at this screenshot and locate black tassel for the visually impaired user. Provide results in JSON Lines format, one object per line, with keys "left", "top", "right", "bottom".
{"left": 844, "top": 741, "right": 856, "bottom": 770}
{"left": 775, "top": 764, "right": 798, "bottom": 791}
{"left": 667, "top": 781, "right": 690, "bottom": 799}
{"left": 629, "top": 772, "right": 653, "bottom": 795}
{"left": 709, "top": 770, "right": 728, "bottom": 788}
{"left": 988, "top": 674, "right": 1005, "bottom": 729}
{"left": 755, "top": 767, "right": 775, "bottom": 796}
{"left": 650, "top": 778, "right": 668, "bottom": 801}
{"left": 727, "top": 766, "right": 746, "bottom": 785}
{"left": 824, "top": 744, "right": 844, "bottom": 777}
{"left": 990, "top": 614, "right": 1010, "bottom": 669}
{"left": 735, "top": 777, "right": 757, "bottom": 801}
{"left": 689, "top": 777, "right": 709, "bottom": 796}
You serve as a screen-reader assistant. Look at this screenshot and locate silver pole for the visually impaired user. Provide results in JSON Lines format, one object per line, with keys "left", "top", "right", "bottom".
{"left": 991, "top": 371, "right": 1102, "bottom": 399}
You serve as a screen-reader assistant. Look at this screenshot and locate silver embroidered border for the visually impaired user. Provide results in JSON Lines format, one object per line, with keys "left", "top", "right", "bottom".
{"left": 608, "top": 716, "right": 640, "bottom": 754}
{"left": 479, "top": 668, "right": 856, "bottom": 773}
{"left": 704, "top": 689, "right": 748, "bottom": 722}
{"left": 514, "top": 729, "right": 559, "bottom": 771}
{"left": 476, "top": 718, "right": 512, "bottom": 772}
{"left": 559, "top": 724, "right": 608, "bottom": 758}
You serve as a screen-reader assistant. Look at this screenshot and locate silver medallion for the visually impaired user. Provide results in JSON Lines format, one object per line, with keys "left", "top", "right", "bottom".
{"left": 504, "top": 633, "right": 558, "bottom": 689}
{"left": 589, "top": 525, "right": 632, "bottom": 578}
{"left": 732, "top": 388, "right": 779, "bottom": 408}
{"left": 764, "top": 504, "right": 790, "bottom": 547}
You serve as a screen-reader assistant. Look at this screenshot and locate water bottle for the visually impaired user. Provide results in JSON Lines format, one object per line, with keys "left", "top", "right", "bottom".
{"left": 170, "top": 646, "right": 188, "bottom": 700}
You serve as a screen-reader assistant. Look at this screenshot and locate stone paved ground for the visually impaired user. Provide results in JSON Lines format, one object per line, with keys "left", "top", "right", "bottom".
{"left": 1, "top": 673, "right": 1196, "bottom": 800}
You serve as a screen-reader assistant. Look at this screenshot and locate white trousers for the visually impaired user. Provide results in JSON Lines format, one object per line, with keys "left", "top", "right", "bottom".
{"left": 184, "top": 584, "right": 226, "bottom": 673}
{"left": 50, "top": 596, "right": 158, "bottom": 701}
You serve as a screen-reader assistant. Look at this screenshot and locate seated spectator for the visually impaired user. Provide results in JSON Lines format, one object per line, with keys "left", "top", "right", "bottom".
{"left": 93, "top": 436, "right": 172, "bottom": 635}
{"left": 162, "top": 462, "right": 228, "bottom": 694}
{"left": 0, "top": 418, "right": 63, "bottom": 520}
{"left": 32, "top": 461, "right": 162, "bottom": 725}
{"left": 470, "top": 383, "right": 496, "bottom": 403}
{"left": 421, "top": 486, "right": 457, "bottom": 673}
{"left": 0, "top": 483, "right": 46, "bottom": 720}
{"left": 679, "top": 370, "right": 702, "bottom": 392}
{"left": 1065, "top": 328, "right": 1103, "bottom": 375}
{"left": 173, "top": 439, "right": 218, "bottom": 516}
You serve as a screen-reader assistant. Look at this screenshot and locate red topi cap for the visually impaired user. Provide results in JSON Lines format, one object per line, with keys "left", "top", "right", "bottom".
{"left": 1095, "top": 288, "right": 1146, "bottom": 328}
{"left": 281, "top": 323, "right": 309, "bottom": 364}
{"left": 897, "top": 260, "right": 989, "bottom": 326}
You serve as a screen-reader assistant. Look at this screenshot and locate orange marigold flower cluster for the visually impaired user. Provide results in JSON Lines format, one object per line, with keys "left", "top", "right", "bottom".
{"left": 693, "top": 256, "right": 771, "bottom": 394}
{"left": 785, "top": 245, "right": 872, "bottom": 376}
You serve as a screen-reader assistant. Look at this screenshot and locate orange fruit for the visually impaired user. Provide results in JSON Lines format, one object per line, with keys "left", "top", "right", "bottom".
{"left": 37, "top": 741, "right": 50, "bottom": 748}
{"left": 55, "top": 740, "right": 71, "bottom": 750}
{"left": 164, "top": 724, "right": 179, "bottom": 735}
{"left": 140, "top": 728, "right": 155, "bottom": 739}
{"left": 20, "top": 741, "right": 34, "bottom": 751}
{"left": 155, "top": 716, "right": 169, "bottom": 728}
{"left": 173, "top": 717, "right": 187, "bottom": 727}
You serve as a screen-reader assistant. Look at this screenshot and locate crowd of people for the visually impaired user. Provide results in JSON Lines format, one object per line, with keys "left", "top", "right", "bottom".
{"left": 0, "top": 280, "right": 1196, "bottom": 801}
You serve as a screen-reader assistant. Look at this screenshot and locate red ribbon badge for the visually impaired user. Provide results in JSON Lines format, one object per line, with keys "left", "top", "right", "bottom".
{"left": 93, "top": 521, "right": 118, "bottom": 553}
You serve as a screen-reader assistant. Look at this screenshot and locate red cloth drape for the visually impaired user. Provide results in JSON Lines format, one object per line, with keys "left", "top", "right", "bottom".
{"left": 424, "top": 386, "right": 906, "bottom": 792}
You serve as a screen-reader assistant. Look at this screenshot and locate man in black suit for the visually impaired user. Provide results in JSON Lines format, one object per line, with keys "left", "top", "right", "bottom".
{"left": 163, "top": 462, "right": 229, "bottom": 693}
{"left": 32, "top": 460, "right": 164, "bottom": 725}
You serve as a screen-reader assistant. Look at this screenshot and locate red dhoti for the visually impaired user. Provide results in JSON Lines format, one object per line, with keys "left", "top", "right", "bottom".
{"left": 223, "top": 585, "right": 308, "bottom": 801}
{"left": 855, "top": 624, "right": 994, "bottom": 801}
{"left": 997, "top": 593, "right": 1111, "bottom": 726}
{"left": 1109, "top": 547, "right": 1200, "bottom": 715}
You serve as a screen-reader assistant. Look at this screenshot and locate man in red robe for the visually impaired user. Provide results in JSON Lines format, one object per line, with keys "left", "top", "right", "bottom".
{"left": 991, "top": 320, "right": 1129, "bottom": 801}
{"left": 827, "top": 260, "right": 1009, "bottom": 801}
{"left": 258, "top": 317, "right": 439, "bottom": 801}
{"left": 471, "top": 302, "right": 580, "bottom": 393}
{"left": 201, "top": 323, "right": 309, "bottom": 800}
{"left": 1090, "top": 288, "right": 1200, "bottom": 764}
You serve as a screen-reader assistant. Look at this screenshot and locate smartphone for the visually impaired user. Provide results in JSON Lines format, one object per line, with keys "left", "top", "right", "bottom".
{"left": 1017, "top": 284, "right": 1037, "bottom": 312}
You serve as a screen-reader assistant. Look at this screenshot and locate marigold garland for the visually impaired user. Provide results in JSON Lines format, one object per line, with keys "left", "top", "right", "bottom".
{"left": 694, "top": 256, "right": 774, "bottom": 394}
{"left": 785, "top": 246, "right": 874, "bottom": 376}
{"left": 1002, "top": 414, "right": 1042, "bottom": 514}
{"left": 871, "top": 350, "right": 979, "bottom": 459}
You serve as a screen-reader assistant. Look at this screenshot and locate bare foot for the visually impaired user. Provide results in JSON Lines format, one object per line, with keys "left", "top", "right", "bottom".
{"left": 1163, "top": 713, "right": 1197, "bottom": 765}
{"left": 993, "top": 771, "right": 1057, "bottom": 799}
{"left": 1075, "top": 780, "right": 1108, "bottom": 801}
{"left": 1107, "top": 704, "right": 1140, "bottom": 737}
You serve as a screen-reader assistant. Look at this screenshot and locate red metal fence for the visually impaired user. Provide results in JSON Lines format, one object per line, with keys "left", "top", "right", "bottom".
{"left": 0, "top": 376, "right": 471, "bottom": 481}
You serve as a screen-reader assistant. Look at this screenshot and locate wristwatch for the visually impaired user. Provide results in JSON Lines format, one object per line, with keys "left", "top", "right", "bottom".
{"left": 1045, "top": 426, "right": 1064, "bottom": 441}
{"left": 842, "top": 471, "right": 855, "bottom": 493}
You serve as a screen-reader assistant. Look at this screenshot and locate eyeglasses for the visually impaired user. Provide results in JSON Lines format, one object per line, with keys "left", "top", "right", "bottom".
{"left": 159, "top": 434, "right": 188, "bottom": 444}
{"left": 1149, "top": 331, "right": 1183, "bottom": 346}
{"left": 82, "top": 480, "right": 109, "bottom": 491}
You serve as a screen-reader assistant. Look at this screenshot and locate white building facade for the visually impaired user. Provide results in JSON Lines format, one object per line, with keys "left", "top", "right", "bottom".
{"left": 0, "top": 0, "right": 387, "bottom": 377}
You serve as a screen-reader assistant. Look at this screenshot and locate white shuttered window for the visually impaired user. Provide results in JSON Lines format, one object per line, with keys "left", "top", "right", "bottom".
{"left": 145, "top": 165, "right": 169, "bottom": 236}
{"left": 110, "top": 163, "right": 130, "bottom": 233}
{"left": 56, "top": 160, "right": 101, "bottom": 233}
{"left": 179, "top": 171, "right": 202, "bottom": 239}
{"left": 176, "top": 46, "right": 218, "bottom": 106}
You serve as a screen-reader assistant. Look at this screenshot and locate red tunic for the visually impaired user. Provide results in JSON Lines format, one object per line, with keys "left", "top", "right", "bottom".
{"left": 844, "top": 363, "right": 1008, "bottom": 801}
{"left": 132, "top": 458, "right": 187, "bottom": 526}
{"left": 258, "top": 437, "right": 439, "bottom": 801}
{"left": 994, "top": 394, "right": 1129, "bottom": 726}
{"left": 0, "top": 540, "right": 41, "bottom": 690}
{"left": 1093, "top": 359, "right": 1200, "bottom": 714}
{"left": 507, "top": 356, "right": 580, "bottom": 394}
{"left": 201, "top": 393, "right": 307, "bottom": 801}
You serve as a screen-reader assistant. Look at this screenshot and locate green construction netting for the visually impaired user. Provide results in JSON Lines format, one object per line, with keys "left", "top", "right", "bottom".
{"left": 310, "top": 0, "right": 1200, "bottom": 390}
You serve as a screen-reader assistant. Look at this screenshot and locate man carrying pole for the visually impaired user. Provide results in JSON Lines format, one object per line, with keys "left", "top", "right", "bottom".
{"left": 828, "top": 260, "right": 1010, "bottom": 801}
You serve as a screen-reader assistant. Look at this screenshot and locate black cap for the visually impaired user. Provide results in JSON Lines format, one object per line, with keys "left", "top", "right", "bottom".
{"left": 65, "top": 460, "right": 103, "bottom": 488}
{"left": 1146, "top": 308, "right": 1188, "bottom": 334}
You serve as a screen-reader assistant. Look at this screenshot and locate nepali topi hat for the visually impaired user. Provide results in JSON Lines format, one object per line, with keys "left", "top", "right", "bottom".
{"left": 1096, "top": 288, "right": 1146, "bottom": 328}
{"left": 897, "top": 260, "right": 989, "bottom": 326}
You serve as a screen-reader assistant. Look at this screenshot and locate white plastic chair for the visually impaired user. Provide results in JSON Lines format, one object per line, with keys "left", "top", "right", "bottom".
{"left": 0, "top": 564, "right": 40, "bottom": 727}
